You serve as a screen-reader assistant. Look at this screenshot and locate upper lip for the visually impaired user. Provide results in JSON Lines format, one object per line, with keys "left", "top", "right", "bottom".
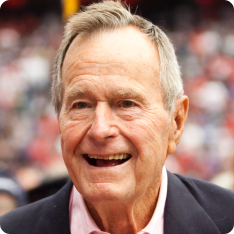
{"left": 84, "top": 153, "right": 131, "bottom": 160}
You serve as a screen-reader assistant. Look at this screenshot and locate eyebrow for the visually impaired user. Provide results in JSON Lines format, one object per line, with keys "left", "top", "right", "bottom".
{"left": 65, "top": 88, "right": 86, "bottom": 98}
{"left": 64, "top": 87, "right": 146, "bottom": 104}
{"left": 64, "top": 88, "right": 87, "bottom": 103}
{"left": 114, "top": 89, "right": 134, "bottom": 98}
{"left": 112, "top": 89, "right": 146, "bottom": 102}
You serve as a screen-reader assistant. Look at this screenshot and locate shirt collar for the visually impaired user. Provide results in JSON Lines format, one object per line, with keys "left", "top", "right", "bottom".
{"left": 69, "top": 166, "right": 168, "bottom": 234}
{"left": 140, "top": 166, "right": 168, "bottom": 234}
{"left": 69, "top": 185, "right": 108, "bottom": 234}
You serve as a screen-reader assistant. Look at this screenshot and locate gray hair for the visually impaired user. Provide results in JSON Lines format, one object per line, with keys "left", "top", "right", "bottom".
{"left": 52, "top": 0, "right": 183, "bottom": 115}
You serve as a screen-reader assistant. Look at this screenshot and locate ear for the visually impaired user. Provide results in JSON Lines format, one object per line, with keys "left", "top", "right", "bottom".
{"left": 167, "top": 96, "right": 189, "bottom": 155}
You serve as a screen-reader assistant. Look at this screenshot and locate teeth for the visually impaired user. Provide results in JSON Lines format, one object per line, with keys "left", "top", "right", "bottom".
{"left": 88, "top": 153, "right": 129, "bottom": 160}
{"left": 109, "top": 155, "right": 114, "bottom": 160}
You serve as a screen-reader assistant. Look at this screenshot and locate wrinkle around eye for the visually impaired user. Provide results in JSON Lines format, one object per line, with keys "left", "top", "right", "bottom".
{"left": 69, "top": 108, "right": 93, "bottom": 121}
{"left": 63, "top": 101, "right": 94, "bottom": 120}
{"left": 115, "top": 106, "right": 143, "bottom": 121}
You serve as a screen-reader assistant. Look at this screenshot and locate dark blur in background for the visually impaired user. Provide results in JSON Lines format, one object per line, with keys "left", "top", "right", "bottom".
{"left": 0, "top": 0, "right": 234, "bottom": 214}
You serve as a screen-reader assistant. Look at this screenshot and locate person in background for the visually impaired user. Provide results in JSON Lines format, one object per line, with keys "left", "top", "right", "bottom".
{"left": 0, "top": 175, "right": 27, "bottom": 216}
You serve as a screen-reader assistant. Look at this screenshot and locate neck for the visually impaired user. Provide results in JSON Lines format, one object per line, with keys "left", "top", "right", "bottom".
{"left": 85, "top": 185, "right": 160, "bottom": 234}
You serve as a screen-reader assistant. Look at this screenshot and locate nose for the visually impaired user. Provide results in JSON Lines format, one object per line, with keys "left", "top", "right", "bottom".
{"left": 87, "top": 102, "right": 118, "bottom": 142}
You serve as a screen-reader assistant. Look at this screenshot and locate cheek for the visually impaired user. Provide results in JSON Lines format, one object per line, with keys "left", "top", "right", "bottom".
{"left": 60, "top": 120, "right": 86, "bottom": 155}
{"left": 124, "top": 112, "right": 170, "bottom": 176}
{"left": 126, "top": 112, "right": 170, "bottom": 154}
{"left": 60, "top": 120, "right": 86, "bottom": 183}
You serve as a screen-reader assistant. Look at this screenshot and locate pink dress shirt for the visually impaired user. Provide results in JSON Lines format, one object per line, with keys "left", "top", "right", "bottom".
{"left": 69, "top": 166, "right": 168, "bottom": 234}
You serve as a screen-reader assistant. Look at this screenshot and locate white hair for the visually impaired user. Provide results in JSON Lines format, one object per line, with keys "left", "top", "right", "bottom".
{"left": 52, "top": 0, "right": 183, "bottom": 115}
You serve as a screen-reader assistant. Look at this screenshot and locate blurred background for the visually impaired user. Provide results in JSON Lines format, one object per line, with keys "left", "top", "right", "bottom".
{"left": 0, "top": 0, "right": 234, "bottom": 214}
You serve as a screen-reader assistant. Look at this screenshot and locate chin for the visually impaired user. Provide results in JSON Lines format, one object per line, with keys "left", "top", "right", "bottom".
{"left": 79, "top": 183, "right": 135, "bottom": 204}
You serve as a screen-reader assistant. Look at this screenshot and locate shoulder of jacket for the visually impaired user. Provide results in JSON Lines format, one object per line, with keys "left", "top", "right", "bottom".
{"left": 173, "top": 172, "right": 234, "bottom": 231}
{"left": 0, "top": 195, "right": 52, "bottom": 231}
{"left": 174, "top": 172, "right": 234, "bottom": 199}
{"left": 0, "top": 181, "right": 73, "bottom": 234}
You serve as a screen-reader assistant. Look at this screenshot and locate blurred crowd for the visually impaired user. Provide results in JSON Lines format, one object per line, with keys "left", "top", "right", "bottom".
{"left": 0, "top": 14, "right": 68, "bottom": 199}
{"left": 165, "top": 6, "right": 234, "bottom": 189}
{"left": 0, "top": 3, "right": 234, "bottom": 213}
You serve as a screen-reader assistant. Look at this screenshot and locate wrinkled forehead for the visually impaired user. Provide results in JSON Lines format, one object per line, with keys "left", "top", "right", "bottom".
{"left": 62, "top": 26, "right": 161, "bottom": 90}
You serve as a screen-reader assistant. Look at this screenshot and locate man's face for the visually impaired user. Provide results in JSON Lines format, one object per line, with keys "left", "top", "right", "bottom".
{"left": 60, "top": 27, "right": 176, "bottom": 204}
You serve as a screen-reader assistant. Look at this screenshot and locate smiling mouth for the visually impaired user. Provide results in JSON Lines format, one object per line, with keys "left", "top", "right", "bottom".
{"left": 83, "top": 153, "right": 131, "bottom": 167}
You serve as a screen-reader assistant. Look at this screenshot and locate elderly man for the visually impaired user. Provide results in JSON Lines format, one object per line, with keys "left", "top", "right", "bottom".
{"left": 1, "top": 1, "right": 234, "bottom": 234}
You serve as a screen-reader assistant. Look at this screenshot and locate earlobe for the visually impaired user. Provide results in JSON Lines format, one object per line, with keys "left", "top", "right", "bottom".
{"left": 167, "top": 96, "right": 189, "bottom": 155}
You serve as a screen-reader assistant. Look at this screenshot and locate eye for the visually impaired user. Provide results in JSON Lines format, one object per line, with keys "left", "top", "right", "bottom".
{"left": 73, "top": 102, "right": 88, "bottom": 109}
{"left": 122, "top": 101, "right": 135, "bottom": 108}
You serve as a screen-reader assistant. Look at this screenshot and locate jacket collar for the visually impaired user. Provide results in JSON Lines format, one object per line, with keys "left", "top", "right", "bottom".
{"left": 35, "top": 172, "right": 224, "bottom": 234}
{"left": 164, "top": 171, "right": 221, "bottom": 234}
{"left": 33, "top": 181, "right": 73, "bottom": 234}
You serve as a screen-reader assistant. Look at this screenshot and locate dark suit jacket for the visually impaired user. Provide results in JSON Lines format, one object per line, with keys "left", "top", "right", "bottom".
{"left": 1, "top": 171, "right": 234, "bottom": 234}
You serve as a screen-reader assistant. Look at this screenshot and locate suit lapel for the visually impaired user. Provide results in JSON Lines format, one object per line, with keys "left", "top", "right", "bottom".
{"left": 164, "top": 172, "right": 221, "bottom": 234}
{"left": 30, "top": 174, "right": 226, "bottom": 234}
{"left": 33, "top": 181, "right": 73, "bottom": 234}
